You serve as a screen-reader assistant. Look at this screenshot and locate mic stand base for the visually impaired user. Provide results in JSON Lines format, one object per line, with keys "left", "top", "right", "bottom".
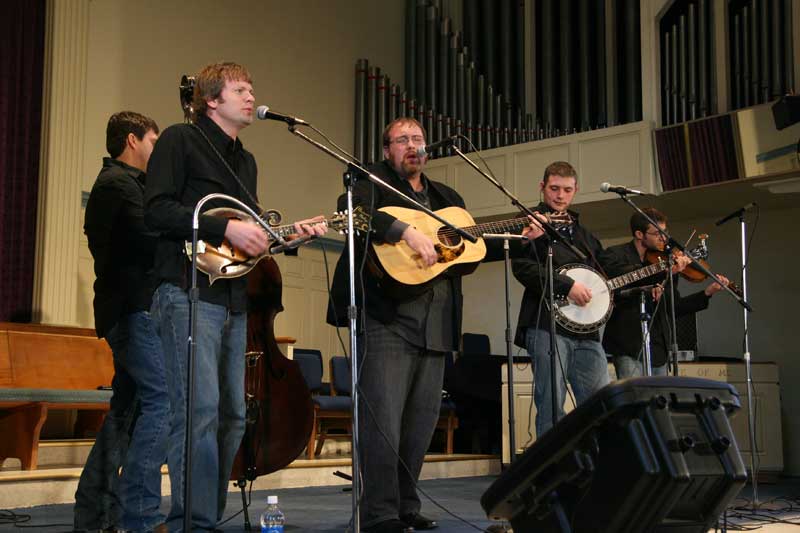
{"left": 233, "top": 478, "right": 253, "bottom": 531}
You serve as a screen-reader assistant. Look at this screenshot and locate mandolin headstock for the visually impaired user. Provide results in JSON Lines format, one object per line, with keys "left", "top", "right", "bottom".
{"left": 329, "top": 206, "right": 371, "bottom": 235}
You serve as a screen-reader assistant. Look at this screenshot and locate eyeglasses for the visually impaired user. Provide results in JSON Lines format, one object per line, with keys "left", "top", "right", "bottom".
{"left": 389, "top": 135, "right": 425, "bottom": 146}
{"left": 645, "top": 230, "right": 666, "bottom": 239}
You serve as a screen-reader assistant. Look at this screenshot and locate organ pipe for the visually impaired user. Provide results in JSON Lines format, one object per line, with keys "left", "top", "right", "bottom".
{"left": 354, "top": 59, "right": 367, "bottom": 162}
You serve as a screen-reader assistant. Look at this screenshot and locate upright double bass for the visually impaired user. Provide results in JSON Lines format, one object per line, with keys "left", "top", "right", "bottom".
{"left": 230, "top": 257, "right": 314, "bottom": 479}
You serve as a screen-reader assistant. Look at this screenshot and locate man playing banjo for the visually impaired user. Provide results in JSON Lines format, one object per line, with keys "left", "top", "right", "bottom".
{"left": 512, "top": 161, "right": 627, "bottom": 437}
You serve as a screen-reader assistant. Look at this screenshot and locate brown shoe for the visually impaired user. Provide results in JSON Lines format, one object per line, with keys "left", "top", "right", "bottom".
{"left": 151, "top": 524, "right": 168, "bottom": 533}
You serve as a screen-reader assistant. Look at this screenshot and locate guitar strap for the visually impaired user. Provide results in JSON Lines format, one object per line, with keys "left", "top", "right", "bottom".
{"left": 191, "top": 123, "right": 267, "bottom": 217}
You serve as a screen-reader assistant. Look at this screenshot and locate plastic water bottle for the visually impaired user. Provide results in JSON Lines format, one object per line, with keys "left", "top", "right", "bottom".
{"left": 260, "top": 495, "right": 285, "bottom": 533}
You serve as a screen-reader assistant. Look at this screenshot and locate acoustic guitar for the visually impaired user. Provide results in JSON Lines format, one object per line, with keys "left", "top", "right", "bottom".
{"left": 369, "top": 205, "right": 563, "bottom": 286}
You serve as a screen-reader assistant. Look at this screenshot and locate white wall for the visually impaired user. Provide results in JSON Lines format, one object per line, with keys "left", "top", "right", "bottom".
{"left": 82, "top": 0, "right": 405, "bottom": 221}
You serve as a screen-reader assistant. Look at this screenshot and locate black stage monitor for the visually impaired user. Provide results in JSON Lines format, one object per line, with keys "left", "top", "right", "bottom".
{"left": 481, "top": 376, "right": 747, "bottom": 533}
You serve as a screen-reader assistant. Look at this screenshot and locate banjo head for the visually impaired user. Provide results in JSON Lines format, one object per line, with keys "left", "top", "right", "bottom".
{"left": 555, "top": 263, "right": 613, "bottom": 334}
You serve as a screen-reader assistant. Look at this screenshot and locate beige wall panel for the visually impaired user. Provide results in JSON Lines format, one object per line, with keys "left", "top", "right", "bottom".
{"left": 423, "top": 165, "right": 448, "bottom": 186}
{"left": 577, "top": 131, "right": 642, "bottom": 193}
{"left": 76, "top": 255, "right": 94, "bottom": 329}
{"left": 275, "top": 283, "right": 304, "bottom": 346}
{"left": 452, "top": 155, "right": 508, "bottom": 212}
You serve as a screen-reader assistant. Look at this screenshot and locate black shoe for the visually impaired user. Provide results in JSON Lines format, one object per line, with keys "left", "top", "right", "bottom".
{"left": 401, "top": 513, "right": 438, "bottom": 530}
{"left": 364, "top": 518, "right": 415, "bottom": 533}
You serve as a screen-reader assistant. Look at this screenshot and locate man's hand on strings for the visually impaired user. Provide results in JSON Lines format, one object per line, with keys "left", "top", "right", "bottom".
{"left": 403, "top": 226, "right": 438, "bottom": 267}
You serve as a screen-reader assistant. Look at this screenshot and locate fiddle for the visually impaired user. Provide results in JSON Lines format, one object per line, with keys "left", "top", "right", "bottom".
{"left": 644, "top": 234, "right": 743, "bottom": 297}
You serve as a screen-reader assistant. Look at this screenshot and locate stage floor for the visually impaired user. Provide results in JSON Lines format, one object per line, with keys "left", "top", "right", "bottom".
{"left": 2, "top": 475, "right": 800, "bottom": 532}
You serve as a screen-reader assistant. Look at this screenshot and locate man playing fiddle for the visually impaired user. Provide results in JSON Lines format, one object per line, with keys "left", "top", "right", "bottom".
{"left": 602, "top": 207, "right": 728, "bottom": 378}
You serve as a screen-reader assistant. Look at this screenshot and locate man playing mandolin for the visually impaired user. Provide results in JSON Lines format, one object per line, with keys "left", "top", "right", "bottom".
{"left": 144, "top": 62, "right": 326, "bottom": 532}
{"left": 602, "top": 207, "right": 729, "bottom": 378}
{"left": 512, "top": 161, "right": 628, "bottom": 438}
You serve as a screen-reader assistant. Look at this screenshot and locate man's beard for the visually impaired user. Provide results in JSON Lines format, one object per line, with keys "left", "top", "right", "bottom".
{"left": 398, "top": 157, "right": 422, "bottom": 177}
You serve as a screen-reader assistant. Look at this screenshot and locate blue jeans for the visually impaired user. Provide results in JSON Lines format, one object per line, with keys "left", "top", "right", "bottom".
{"left": 152, "top": 283, "right": 246, "bottom": 533}
{"left": 613, "top": 354, "right": 668, "bottom": 378}
{"left": 74, "top": 310, "right": 170, "bottom": 532}
{"left": 526, "top": 328, "right": 610, "bottom": 437}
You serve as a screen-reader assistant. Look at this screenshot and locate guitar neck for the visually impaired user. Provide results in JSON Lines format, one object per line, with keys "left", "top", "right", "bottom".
{"left": 607, "top": 260, "right": 669, "bottom": 291}
{"left": 463, "top": 217, "right": 531, "bottom": 238}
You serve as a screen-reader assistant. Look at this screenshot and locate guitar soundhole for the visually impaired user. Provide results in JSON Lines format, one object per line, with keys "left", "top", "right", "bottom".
{"left": 437, "top": 227, "right": 462, "bottom": 247}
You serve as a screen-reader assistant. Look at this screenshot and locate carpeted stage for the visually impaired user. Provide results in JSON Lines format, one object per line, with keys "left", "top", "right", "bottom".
{"left": 3, "top": 475, "right": 800, "bottom": 532}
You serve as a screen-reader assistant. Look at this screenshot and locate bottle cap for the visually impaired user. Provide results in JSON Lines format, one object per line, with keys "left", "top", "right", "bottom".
{"left": 267, "top": 495, "right": 278, "bottom": 505}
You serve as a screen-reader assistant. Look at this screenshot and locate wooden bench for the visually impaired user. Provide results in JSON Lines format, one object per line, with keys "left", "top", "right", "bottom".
{"left": 0, "top": 322, "right": 114, "bottom": 470}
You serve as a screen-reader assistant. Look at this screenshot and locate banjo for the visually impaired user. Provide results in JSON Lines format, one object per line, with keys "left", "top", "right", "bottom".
{"left": 554, "top": 243, "right": 708, "bottom": 334}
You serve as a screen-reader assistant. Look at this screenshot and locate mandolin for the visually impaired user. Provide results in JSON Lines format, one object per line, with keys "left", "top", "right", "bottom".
{"left": 185, "top": 206, "right": 370, "bottom": 283}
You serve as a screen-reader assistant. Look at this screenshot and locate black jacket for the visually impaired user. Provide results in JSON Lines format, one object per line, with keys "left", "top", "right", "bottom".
{"left": 144, "top": 114, "right": 260, "bottom": 312}
{"left": 326, "top": 161, "right": 469, "bottom": 340}
{"left": 601, "top": 241, "right": 711, "bottom": 367}
{"left": 84, "top": 158, "right": 157, "bottom": 338}
{"left": 512, "top": 203, "right": 628, "bottom": 345}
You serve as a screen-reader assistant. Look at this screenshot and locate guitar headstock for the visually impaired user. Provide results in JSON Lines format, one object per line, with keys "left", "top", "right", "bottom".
{"left": 329, "top": 206, "right": 371, "bottom": 234}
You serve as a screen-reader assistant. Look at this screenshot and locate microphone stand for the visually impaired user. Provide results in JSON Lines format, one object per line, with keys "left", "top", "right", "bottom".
{"left": 740, "top": 210, "right": 759, "bottom": 507}
{"left": 482, "top": 233, "right": 528, "bottom": 464}
{"left": 617, "top": 285, "right": 657, "bottom": 376}
{"left": 723, "top": 209, "right": 759, "bottom": 506}
{"left": 610, "top": 193, "right": 751, "bottom": 377}
{"left": 186, "top": 193, "right": 292, "bottom": 533}
{"left": 281, "top": 125, "right": 476, "bottom": 533}
{"left": 446, "top": 140, "right": 585, "bottom": 433}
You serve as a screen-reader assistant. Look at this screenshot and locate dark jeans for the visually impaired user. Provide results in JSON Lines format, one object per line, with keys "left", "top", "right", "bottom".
{"left": 74, "top": 310, "right": 170, "bottom": 532}
{"left": 152, "top": 283, "right": 246, "bottom": 533}
{"left": 358, "top": 319, "right": 445, "bottom": 528}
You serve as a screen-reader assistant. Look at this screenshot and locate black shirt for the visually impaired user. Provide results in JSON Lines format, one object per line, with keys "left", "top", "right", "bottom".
{"left": 84, "top": 158, "right": 157, "bottom": 337}
{"left": 600, "top": 241, "right": 711, "bottom": 367}
{"left": 326, "top": 161, "right": 467, "bottom": 349}
{"left": 144, "top": 114, "right": 260, "bottom": 312}
{"left": 512, "top": 202, "right": 628, "bottom": 343}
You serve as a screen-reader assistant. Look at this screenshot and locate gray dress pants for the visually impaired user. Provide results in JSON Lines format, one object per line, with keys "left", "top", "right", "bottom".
{"left": 357, "top": 320, "right": 445, "bottom": 527}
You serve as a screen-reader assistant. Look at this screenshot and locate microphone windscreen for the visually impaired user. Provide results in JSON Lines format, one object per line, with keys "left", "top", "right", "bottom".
{"left": 599, "top": 182, "right": 611, "bottom": 193}
{"left": 256, "top": 105, "right": 270, "bottom": 120}
{"left": 416, "top": 146, "right": 428, "bottom": 158}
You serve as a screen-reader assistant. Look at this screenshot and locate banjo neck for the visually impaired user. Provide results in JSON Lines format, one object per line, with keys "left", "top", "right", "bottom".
{"left": 606, "top": 258, "right": 670, "bottom": 291}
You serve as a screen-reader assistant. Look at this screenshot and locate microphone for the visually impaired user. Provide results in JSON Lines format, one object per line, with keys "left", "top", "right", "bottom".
{"left": 256, "top": 105, "right": 307, "bottom": 126}
{"left": 600, "top": 182, "right": 647, "bottom": 195}
{"left": 416, "top": 135, "right": 459, "bottom": 157}
{"left": 715, "top": 202, "right": 757, "bottom": 226}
